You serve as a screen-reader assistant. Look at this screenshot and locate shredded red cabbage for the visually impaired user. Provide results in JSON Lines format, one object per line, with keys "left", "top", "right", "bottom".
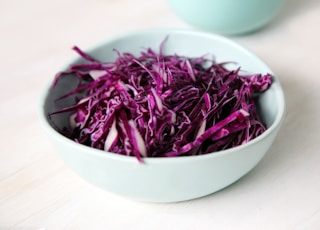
{"left": 50, "top": 40, "right": 272, "bottom": 162}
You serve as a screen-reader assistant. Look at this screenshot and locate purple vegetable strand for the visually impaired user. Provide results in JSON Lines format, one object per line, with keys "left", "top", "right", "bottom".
{"left": 50, "top": 40, "right": 272, "bottom": 162}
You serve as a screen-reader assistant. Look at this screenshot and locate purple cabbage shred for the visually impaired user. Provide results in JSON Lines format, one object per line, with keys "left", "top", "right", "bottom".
{"left": 50, "top": 40, "right": 272, "bottom": 162}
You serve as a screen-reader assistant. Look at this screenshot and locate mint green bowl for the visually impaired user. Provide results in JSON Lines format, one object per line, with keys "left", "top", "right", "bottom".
{"left": 167, "top": 0, "right": 286, "bottom": 34}
{"left": 39, "top": 29, "right": 285, "bottom": 202}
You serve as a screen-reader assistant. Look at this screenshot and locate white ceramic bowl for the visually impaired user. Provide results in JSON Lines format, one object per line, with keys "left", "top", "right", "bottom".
{"left": 39, "top": 29, "right": 285, "bottom": 203}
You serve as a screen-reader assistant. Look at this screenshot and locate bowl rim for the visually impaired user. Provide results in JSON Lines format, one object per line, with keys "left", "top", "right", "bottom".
{"left": 39, "top": 28, "right": 286, "bottom": 164}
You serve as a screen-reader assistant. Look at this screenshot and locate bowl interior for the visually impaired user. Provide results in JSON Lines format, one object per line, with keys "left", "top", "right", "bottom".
{"left": 43, "top": 29, "right": 284, "bottom": 152}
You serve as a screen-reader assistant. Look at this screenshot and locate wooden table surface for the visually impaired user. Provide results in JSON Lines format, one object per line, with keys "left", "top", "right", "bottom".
{"left": 1, "top": 0, "right": 320, "bottom": 229}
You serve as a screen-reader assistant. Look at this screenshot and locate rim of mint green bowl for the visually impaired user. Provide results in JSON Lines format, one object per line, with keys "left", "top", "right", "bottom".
{"left": 39, "top": 28, "right": 286, "bottom": 164}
